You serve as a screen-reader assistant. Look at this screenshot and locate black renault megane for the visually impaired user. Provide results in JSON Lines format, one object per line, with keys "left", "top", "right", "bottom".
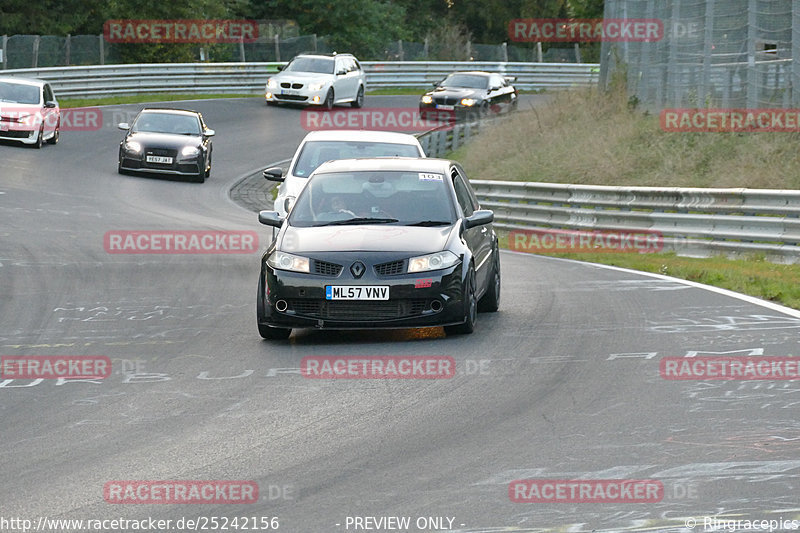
{"left": 117, "top": 108, "right": 214, "bottom": 183}
{"left": 256, "top": 157, "right": 500, "bottom": 339}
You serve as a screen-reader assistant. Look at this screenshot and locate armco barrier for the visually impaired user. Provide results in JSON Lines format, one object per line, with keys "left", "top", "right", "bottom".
{"left": 417, "top": 120, "right": 800, "bottom": 261}
{"left": 0, "top": 61, "right": 599, "bottom": 98}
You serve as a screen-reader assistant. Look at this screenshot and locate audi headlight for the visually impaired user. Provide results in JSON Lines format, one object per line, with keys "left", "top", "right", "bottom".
{"left": 460, "top": 98, "right": 476, "bottom": 107}
{"left": 124, "top": 140, "right": 142, "bottom": 153}
{"left": 308, "top": 82, "right": 326, "bottom": 91}
{"left": 266, "top": 79, "right": 278, "bottom": 89}
{"left": 421, "top": 95, "right": 433, "bottom": 104}
{"left": 267, "top": 251, "right": 310, "bottom": 273}
{"left": 181, "top": 145, "right": 200, "bottom": 157}
{"left": 407, "top": 251, "right": 459, "bottom": 273}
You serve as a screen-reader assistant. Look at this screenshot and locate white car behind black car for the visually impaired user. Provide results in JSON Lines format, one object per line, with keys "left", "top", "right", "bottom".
{"left": 263, "top": 130, "right": 426, "bottom": 218}
{"left": 265, "top": 53, "right": 366, "bottom": 109}
{"left": 0, "top": 76, "right": 60, "bottom": 148}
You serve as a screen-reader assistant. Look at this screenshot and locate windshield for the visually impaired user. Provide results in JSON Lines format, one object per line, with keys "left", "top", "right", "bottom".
{"left": 0, "top": 82, "right": 41, "bottom": 104}
{"left": 132, "top": 112, "right": 201, "bottom": 135}
{"left": 284, "top": 56, "right": 334, "bottom": 74}
{"left": 291, "top": 140, "right": 423, "bottom": 178}
{"left": 288, "top": 170, "right": 456, "bottom": 227}
{"left": 440, "top": 74, "right": 489, "bottom": 90}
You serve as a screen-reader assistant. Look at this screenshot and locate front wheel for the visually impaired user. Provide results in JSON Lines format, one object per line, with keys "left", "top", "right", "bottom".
{"left": 478, "top": 249, "right": 500, "bottom": 312}
{"left": 47, "top": 120, "right": 59, "bottom": 144}
{"left": 444, "top": 266, "right": 477, "bottom": 335}
{"left": 323, "top": 88, "right": 335, "bottom": 110}
{"left": 351, "top": 85, "right": 364, "bottom": 108}
{"left": 32, "top": 126, "right": 43, "bottom": 149}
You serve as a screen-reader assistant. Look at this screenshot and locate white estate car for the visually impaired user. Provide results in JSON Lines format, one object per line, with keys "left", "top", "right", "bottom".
{"left": 263, "top": 130, "right": 426, "bottom": 218}
{"left": 0, "top": 77, "right": 60, "bottom": 148}
{"left": 265, "top": 53, "right": 366, "bottom": 109}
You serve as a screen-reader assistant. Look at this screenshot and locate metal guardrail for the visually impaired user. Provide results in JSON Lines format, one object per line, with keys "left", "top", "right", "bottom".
{"left": 416, "top": 120, "right": 800, "bottom": 261}
{"left": 0, "top": 61, "right": 600, "bottom": 98}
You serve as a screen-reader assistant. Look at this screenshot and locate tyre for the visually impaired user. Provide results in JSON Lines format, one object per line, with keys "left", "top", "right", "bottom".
{"left": 478, "top": 249, "right": 500, "bottom": 312}
{"left": 32, "top": 126, "right": 43, "bottom": 149}
{"left": 204, "top": 149, "right": 212, "bottom": 178}
{"left": 444, "top": 266, "right": 477, "bottom": 335}
{"left": 46, "top": 120, "right": 59, "bottom": 144}
{"left": 323, "top": 88, "right": 334, "bottom": 110}
{"left": 258, "top": 323, "right": 292, "bottom": 340}
{"left": 479, "top": 101, "right": 490, "bottom": 119}
{"left": 351, "top": 85, "right": 364, "bottom": 108}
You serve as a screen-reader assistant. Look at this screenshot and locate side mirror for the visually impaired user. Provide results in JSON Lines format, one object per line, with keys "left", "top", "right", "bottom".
{"left": 463, "top": 209, "right": 494, "bottom": 229}
{"left": 263, "top": 167, "right": 284, "bottom": 182}
{"left": 489, "top": 85, "right": 501, "bottom": 91}
{"left": 276, "top": 64, "right": 284, "bottom": 71}
{"left": 117, "top": 122, "right": 130, "bottom": 130}
{"left": 44, "top": 101, "right": 57, "bottom": 108}
{"left": 205, "top": 129, "right": 215, "bottom": 137}
{"left": 258, "top": 210, "right": 284, "bottom": 228}
{"left": 337, "top": 69, "right": 347, "bottom": 76}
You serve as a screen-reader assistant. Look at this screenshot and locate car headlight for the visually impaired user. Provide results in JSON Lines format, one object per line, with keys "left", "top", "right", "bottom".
{"left": 460, "top": 98, "right": 476, "bottom": 107}
{"left": 421, "top": 95, "right": 433, "bottom": 104}
{"left": 181, "top": 145, "right": 201, "bottom": 157}
{"left": 267, "top": 251, "right": 310, "bottom": 273}
{"left": 266, "top": 79, "right": 278, "bottom": 89}
{"left": 124, "top": 141, "right": 142, "bottom": 153}
{"left": 308, "top": 82, "right": 326, "bottom": 92}
{"left": 407, "top": 251, "right": 459, "bottom": 273}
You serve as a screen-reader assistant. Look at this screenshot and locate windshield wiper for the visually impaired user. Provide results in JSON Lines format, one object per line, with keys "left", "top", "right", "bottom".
{"left": 405, "top": 220, "right": 452, "bottom": 227}
{"left": 315, "top": 217, "right": 399, "bottom": 226}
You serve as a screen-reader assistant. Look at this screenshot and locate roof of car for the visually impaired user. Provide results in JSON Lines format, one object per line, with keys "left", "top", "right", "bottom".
{"left": 139, "top": 108, "right": 200, "bottom": 116}
{"left": 313, "top": 157, "right": 452, "bottom": 175}
{"left": 301, "top": 130, "right": 422, "bottom": 145}
{"left": 0, "top": 76, "right": 47, "bottom": 87}
{"left": 447, "top": 71, "right": 492, "bottom": 77}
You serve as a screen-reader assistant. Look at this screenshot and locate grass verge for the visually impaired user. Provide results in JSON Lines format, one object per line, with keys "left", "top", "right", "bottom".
{"left": 496, "top": 230, "right": 800, "bottom": 310}
{"left": 60, "top": 93, "right": 259, "bottom": 108}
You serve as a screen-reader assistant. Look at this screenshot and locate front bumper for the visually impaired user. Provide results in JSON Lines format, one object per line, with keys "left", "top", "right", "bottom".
{"left": 419, "top": 103, "right": 478, "bottom": 122}
{"left": 265, "top": 87, "right": 329, "bottom": 106}
{"left": 259, "top": 254, "right": 466, "bottom": 330}
{"left": 0, "top": 128, "right": 39, "bottom": 144}
{"left": 119, "top": 149, "right": 203, "bottom": 176}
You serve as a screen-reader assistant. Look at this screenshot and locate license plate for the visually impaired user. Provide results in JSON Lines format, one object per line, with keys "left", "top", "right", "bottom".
{"left": 146, "top": 155, "right": 173, "bottom": 164}
{"left": 437, "top": 104, "right": 455, "bottom": 110}
{"left": 326, "top": 286, "right": 389, "bottom": 301}
{"left": 0, "top": 122, "right": 7, "bottom": 131}
{"left": 281, "top": 89, "right": 298, "bottom": 96}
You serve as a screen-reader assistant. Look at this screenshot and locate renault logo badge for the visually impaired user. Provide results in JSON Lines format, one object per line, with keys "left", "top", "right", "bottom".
{"left": 350, "top": 261, "right": 366, "bottom": 278}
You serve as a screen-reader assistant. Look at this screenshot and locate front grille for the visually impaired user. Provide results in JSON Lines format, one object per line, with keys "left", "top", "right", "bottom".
{"left": 279, "top": 82, "right": 304, "bottom": 89}
{"left": 313, "top": 260, "right": 343, "bottom": 277}
{"left": 374, "top": 260, "right": 405, "bottom": 276}
{"left": 147, "top": 148, "right": 177, "bottom": 157}
{"left": 285, "top": 299, "right": 430, "bottom": 320}
{"left": 0, "top": 130, "right": 31, "bottom": 138}
{"left": 435, "top": 97, "right": 460, "bottom": 106}
{"left": 276, "top": 94, "right": 307, "bottom": 101}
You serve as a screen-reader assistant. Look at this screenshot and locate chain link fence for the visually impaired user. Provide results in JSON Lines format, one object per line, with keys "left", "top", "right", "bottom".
{"left": 0, "top": 33, "right": 587, "bottom": 69}
{"left": 600, "top": 0, "right": 800, "bottom": 110}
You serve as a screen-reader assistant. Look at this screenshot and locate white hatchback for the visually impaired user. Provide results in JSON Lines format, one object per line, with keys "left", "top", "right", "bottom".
{"left": 264, "top": 130, "right": 426, "bottom": 218}
{"left": 265, "top": 53, "right": 366, "bottom": 109}
{"left": 0, "top": 77, "right": 60, "bottom": 148}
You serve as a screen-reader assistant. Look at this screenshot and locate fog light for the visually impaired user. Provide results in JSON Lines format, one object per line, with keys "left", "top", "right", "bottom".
{"left": 312, "top": 96, "right": 321, "bottom": 103}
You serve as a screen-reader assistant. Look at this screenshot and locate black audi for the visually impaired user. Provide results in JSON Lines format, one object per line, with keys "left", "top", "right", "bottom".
{"left": 256, "top": 158, "right": 500, "bottom": 339}
{"left": 117, "top": 108, "right": 214, "bottom": 183}
{"left": 419, "top": 71, "right": 518, "bottom": 121}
